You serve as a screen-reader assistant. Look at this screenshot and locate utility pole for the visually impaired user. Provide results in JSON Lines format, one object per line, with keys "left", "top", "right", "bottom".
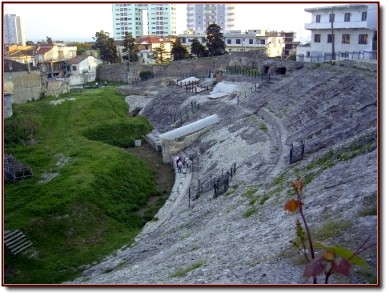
{"left": 331, "top": 6, "right": 336, "bottom": 60}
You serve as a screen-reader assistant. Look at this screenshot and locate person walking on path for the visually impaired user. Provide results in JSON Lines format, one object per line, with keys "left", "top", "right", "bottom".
{"left": 177, "top": 160, "right": 183, "bottom": 173}
{"left": 186, "top": 158, "right": 192, "bottom": 173}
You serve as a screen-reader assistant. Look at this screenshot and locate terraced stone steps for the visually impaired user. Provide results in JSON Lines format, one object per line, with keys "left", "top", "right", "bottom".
{"left": 4, "top": 230, "right": 32, "bottom": 255}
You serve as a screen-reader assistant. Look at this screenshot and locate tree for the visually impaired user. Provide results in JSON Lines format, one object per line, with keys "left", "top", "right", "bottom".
{"left": 205, "top": 24, "right": 226, "bottom": 56}
{"left": 170, "top": 38, "right": 189, "bottom": 61}
{"left": 69, "top": 42, "right": 93, "bottom": 55}
{"left": 152, "top": 43, "right": 170, "bottom": 64}
{"left": 190, "top": 38, "right": 208, "bottom": 57}
{"left": 122, "top": 32, "right": 139, "bottom": 62}
{"left": 93, "top": 30, "right": 119, "bottom": 64}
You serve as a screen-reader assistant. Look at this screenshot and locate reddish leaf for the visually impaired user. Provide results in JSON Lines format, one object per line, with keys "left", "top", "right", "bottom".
{"left": 332, "top": 259, "right": 352, "bottom": 276}
{"left": 284, "top": 199, "right": 302, "bottom": 213}
{"left": 292, "top": 179, "right": 304, "bottom": 194}
{"left": 303, "top": 256, "right": 326, "bottom": 278}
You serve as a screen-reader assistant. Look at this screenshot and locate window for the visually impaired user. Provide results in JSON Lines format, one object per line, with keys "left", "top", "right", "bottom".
{"left": 72, "top": 66, "right": 77, "bottom": 71}
{"left": 249, "top": 39, "right": 253, "bottom": 44}
{"left": 344, "top": 13, "right": 351, "bottom": 22}
{"left": 362, "top": 11, "right": 367, "bottom": 21}
{"left": 236, "top": 39, "right": 241, "bottom": 44}
{"left": 316, "top": 14, "right": 321, "bottom": 23}
{"left": 342, "top": 34, "right": 350, "bottom": 44}
{"left": 227, "top": 39, "right": 231, "bottom": 44}
{"left": 260, "top": 39, "right": 265, "bottom": 44}
{"left": 327, "top": 34, "right": 334, "bottom": 43}
{"left": 314, "top": 34, "right": 321, "bottom": 43}
{"left": 329, "top": 13, "right": 335, "bottom": 22}
{"left": 358, "top": 34, "right": 368, "bottom": 44}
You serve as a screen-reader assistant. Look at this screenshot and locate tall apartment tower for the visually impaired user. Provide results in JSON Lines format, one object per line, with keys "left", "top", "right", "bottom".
{"left": 3, "top": 14, "right": 26, "bottom": 46}
{"left": 112, "top": 3, "right": 176, "bottom": 40}
{"left": 186, "top": 3, "right": 235, "bottom": 33}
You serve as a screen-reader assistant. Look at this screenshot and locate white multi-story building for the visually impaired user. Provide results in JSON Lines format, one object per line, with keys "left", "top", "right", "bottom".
{"left": 186, "top": 3, "right": 235, "bottom": 33}
{"left": 3, "top": 14, "right": 26, "bottom": 46}
{"left": 179, "top": 29, "right": 296, "bottom": 58}
{"left": 297, "top": 3, "right": 378, "bottom": 62}
{"left": 112, "top": 3, "right": 177, "bottom": 40}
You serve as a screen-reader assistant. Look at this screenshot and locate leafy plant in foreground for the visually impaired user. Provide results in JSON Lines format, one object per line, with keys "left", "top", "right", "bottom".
{"left": 284, "top": 179, "right": 376, "bottom": 284}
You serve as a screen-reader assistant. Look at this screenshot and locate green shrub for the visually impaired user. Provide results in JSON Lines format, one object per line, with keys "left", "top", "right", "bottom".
{"left": 4, "top": 117, "right": 39, "bottom": 146}
{"left": 170, "top": 262, "right": 204, "bottom": 278}
{"left": 83, "top": 117, "right": 152, "bottom": 148}
{"left": 243, "top": 206, "right": 257, "bottom": 218}
{"left": 139, "top": 71, "right": 155, "bottom": 81}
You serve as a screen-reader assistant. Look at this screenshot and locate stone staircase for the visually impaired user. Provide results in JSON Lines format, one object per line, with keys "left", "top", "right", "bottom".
{"left": 4, "top": 230, "right": 32, "bottom": 255}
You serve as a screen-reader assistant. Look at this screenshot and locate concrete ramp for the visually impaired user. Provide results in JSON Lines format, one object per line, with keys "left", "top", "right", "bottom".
{"left": 208, "top": 81, "right": 238, "bottom": 99}
{"left": 159, "top": 114, "right": 220, "bottom": 141}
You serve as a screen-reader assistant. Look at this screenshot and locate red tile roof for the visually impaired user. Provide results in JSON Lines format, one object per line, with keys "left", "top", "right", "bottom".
{"left": 135, "top": 35, "right": 172, "bottom": 45}
{"left": 36, "top": 45, "right": 53, "bottom": 55}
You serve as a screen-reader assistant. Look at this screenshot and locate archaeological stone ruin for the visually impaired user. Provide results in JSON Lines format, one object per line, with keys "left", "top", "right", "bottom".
{"left": 65, "top": 52, "right": 378, "bottom": 284}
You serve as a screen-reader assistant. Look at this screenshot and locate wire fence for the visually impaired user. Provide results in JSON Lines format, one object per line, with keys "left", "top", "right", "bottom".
{"left": 289, "top": 141, "right": 305, "bottom": 164}
{"left": 168, "top": 100, "right": 201, "bottom": 126}
{"left": 188, "top": 162, "right": 237, "bottom": 207}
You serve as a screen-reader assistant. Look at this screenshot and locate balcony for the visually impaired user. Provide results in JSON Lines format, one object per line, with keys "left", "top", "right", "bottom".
{"left": 305, "top": 20, "right": 369, "bottom": 30}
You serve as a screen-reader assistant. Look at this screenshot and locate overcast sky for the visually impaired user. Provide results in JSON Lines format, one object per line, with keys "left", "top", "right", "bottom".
{"left": 2, "top": 1, "right": 340, "bottom": 43}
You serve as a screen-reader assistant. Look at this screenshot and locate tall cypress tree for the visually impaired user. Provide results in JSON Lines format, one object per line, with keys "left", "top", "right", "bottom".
{"left": 191, "top": 38, "right": 208, "bottom": 57}
{"left": 123, "top": 32, "right": 139, "bottom": 62}
{"left": 206, "top": 24, "right": 226, "bottom": 56}
{"left": 171, "top": 39, "right": 189, "bottom": 61}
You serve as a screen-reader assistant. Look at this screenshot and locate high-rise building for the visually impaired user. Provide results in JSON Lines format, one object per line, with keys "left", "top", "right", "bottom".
{"left": 112, "top": 3, "right": 177, "bottom": 40}
{"left": 3, "top": 14, "right": 26, "bottom": 46}
{"left": 186, "top": 3, "right": 235, "bottom": 33}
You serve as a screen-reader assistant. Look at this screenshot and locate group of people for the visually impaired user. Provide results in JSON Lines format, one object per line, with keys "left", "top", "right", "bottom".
{"left": 175, "top": 155, "right": 192, "bottom": 174}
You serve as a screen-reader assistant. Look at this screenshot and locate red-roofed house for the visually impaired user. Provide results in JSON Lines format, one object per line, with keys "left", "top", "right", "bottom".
{"left": 36, "top": 43, "right": 77, "bottom": 78}
{"left": 116, "top": 35, "right": 175, "bottom": 64}
{"left": 136, "top": 36, "right": 174, "bottom": 64}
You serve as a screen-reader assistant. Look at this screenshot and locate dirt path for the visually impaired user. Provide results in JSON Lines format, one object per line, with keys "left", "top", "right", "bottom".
{"left": 126, "top": 141, "right": 175, "bottom": 204}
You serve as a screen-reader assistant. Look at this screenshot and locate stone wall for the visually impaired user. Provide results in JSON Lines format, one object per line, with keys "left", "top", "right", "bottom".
{"left": 161, "top": 129, "right": 207, "bottom": 163}
{"left": 4, "top": 94, "right": 13, "bottom": 118}
{"left": 97, "top": 50, "right": 287, "bottom": 83}
{"left": 4, "top": 71, "right": 43, "bottom": 104}
{"left": 96, "top": 50, "right": 310, "bottom": 87}
{"left": 3, "top": 71, "right": 70, "bottom": 104}
{"left": 45, "top": 80, "right": 70, "bottom": 97}
{"left": 97, "top": 64, "right": 129, "bottom": 83}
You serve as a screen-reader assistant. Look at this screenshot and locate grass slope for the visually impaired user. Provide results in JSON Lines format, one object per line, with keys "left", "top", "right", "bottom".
{"left": 3, "top": 87, "right": 159, "bottom": 284}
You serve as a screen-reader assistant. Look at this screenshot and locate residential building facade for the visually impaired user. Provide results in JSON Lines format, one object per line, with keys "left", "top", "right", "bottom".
{"left": 3, "top": 14, "right": 26, "bottom": 46}
{"left": 5, "top": 45, "right": 37, "bottom": 66}
{"left": 35, "top": 43, "right": 77, "bottom": 78}
{"left": 66, "top": 55, "right": 103, "bottom": 84}
{"left": 116, "top": 36, "right": 174, "bottom": 64}
{"left": 179, "top": 29, "right": 296, "bottom": 58}
{"left": 112, "top": 3, "right": 177, "bottom": 40}
{"left": 297, "top": 3, "right": 378, "bottom": 62}
{"left": 186, "top": 3, "right": 235, "bottom": 33}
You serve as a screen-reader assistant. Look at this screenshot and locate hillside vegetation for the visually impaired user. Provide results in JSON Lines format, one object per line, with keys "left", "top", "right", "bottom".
{"left": 3, "top": 87, "right": 165, "bottom": 283}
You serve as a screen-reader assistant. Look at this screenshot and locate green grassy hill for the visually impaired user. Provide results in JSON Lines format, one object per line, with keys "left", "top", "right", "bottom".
{"left": 3, "top": 87, "right": 160, "bottom": 284}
